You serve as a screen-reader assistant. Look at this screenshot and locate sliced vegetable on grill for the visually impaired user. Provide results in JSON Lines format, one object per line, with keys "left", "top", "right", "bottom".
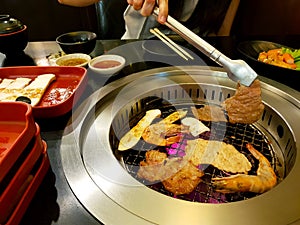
{"left": 118, "top": 109, "right": 161, "bottom": 151}
{"left": 181, "top": 117, "right": 210, "bottom": 136}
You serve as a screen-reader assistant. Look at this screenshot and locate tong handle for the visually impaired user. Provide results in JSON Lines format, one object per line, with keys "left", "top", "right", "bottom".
{"left": 153, "top": 7, "right": 257, "bottom": 86}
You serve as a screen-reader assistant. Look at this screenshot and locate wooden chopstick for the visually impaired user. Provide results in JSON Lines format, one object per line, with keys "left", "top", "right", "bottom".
{"left": 150, "top": 28, "right": 194, "bottom": 61}
{"left": 153, "top": 28, "right": 194, "bottom": 60}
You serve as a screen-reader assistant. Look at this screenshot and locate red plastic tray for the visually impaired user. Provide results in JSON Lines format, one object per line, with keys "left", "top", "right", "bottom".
{"left": 0, "top": 66, "right": 88, "bottom": 118}
{"left": 5, "top": 143, "right": 49, "bottom": 225}
{"left": 0, "top": 102, "right": 36, "bottom": 183}
{"left": 0, "top": 123, "right": 43, "bottom": 224}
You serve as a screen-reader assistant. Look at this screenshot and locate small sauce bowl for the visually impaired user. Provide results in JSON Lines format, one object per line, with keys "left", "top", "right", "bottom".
{"left": 56, "top": 53, "right": 91, "bottom": 67}
{"left": 88, "top": 54, "right": 125, "bottom": 76}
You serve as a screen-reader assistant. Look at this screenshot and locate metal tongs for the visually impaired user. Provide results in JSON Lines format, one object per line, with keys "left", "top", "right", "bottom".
{"left": 153, "top": 7, "right": 257, "bottom": 86}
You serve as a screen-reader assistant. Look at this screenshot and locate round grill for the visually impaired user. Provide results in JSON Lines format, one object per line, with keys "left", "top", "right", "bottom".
{"left": 111, "top": 91, "right": 284, "bottom": 203}
{"left": 61, "top": 66, "right": 300, "bottom": 225}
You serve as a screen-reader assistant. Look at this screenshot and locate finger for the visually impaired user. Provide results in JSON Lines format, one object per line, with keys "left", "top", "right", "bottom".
{"left": 130, "top": 0, "right": 144, "bottom": 10}
{"left": 157, "top": 0, "right": 168, "bottom": 24}
{"left": 140, "top": 0, "right": 156, "bottom": 16}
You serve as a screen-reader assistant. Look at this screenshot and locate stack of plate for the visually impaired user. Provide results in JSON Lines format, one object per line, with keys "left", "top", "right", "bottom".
{"left": 0, "top": 102, "right": 49, "bottom": 225}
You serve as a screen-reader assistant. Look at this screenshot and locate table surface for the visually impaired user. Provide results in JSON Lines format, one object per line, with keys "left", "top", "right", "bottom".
{"left": 1, "top": 35, "right": 300, "bottom": 225}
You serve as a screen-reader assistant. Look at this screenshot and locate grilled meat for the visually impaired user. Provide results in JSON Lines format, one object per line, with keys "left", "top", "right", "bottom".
{"left": 162, "top": 161, "right": 203, "bottom": 195}
{"left": 191, "top": 105, "right": 227, "bottom": 122}
{"left": 137, "top": 150, "right": 170, "bottom": 182}
{"left": 222, "top": 79, "right": 264, "bottom": 124}
{"left": 142, "top": 123, "right": 187, "bottom": 146}
{"left": 185, "top": 139, "right": 252, "bottom": 173}
{"left": 137, "top": 150, "right": 204, "bottom": 195}
{"left": 141, "top": 110, "right": 188, "bottom": 146}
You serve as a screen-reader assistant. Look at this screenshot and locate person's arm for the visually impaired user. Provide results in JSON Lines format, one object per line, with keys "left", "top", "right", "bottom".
{"left": 58, "top": 0, "right": 99, "bottom": 7}
{"left": 127, "top": 0, "right": 169, "bottom": 24}
{"left": 58, "top": 0, "right": 169, "bottom": 24}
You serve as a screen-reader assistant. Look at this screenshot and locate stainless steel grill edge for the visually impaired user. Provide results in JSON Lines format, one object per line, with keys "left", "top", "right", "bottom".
{"left": 61, "top": 66, "right": 300, "bottom": 225}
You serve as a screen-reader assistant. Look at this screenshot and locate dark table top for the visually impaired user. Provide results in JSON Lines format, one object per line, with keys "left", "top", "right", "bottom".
{"left": 1, "top": 35, "right": 299, "bottom": 225}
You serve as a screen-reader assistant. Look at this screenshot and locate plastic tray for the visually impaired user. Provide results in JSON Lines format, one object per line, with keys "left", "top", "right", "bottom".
{"left": 0, "top": 66, "right": 88, "bottom": 118}
{"left": 0, "top": 102, "right": 36, "bottom": 182}
{"left": 4, "top": 143, "right": 49, "bottom": 225}
{"left": 0, "top": 123, "right": 43, "bottom": 223}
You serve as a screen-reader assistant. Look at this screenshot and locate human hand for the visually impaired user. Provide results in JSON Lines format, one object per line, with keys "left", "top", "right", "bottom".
{"left": 127, "top": 0, "right": 168, "bottom": 24}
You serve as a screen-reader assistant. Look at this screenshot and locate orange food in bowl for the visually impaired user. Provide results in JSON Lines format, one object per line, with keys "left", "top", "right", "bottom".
{"left": 56, "top": 58, "right": 88, "bottom": 66}
{"left": 258, "top": 48, "right": 297, "bottom": 70}
{"left": 55, "top": 53, "right": 91, "bottom": 67}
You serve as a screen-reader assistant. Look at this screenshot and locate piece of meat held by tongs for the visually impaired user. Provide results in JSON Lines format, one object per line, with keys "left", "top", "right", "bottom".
{"left": 152, "top": 7, "right": 257, "bottom": 86}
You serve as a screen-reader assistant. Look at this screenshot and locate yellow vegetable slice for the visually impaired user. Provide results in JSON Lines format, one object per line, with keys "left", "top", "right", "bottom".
{"left": 118, "top": 109, "right": 161, "bottom": 151}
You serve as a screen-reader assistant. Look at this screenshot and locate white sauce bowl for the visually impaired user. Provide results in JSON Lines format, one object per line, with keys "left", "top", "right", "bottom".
{"left": 88, "top": 54, "right": 126, "bottom": 76}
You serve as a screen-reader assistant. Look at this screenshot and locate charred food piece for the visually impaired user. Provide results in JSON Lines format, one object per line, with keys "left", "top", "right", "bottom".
{"left": 138, "top": 150, "right": 204, "bottom": 195}
{"left": 223, "top": 79, "right": 264, "bottom": 124}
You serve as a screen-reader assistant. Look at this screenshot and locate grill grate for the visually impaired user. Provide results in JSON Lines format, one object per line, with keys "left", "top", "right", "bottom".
{"left": 114, "top": 104, "right": 280, "bottom": 203}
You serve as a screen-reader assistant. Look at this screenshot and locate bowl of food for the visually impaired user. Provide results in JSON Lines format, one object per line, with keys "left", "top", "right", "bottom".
{"left": 237, "top": 40, "right": 300, "bottom": 90}
{"left": 88, "top": 54, "right": 126, "bottom": 76}
{"left": 237, "top": 40, "right": 300, "bottom": 71}
{"left": 56, "top": 31, "right": 97, "bottom": 54}
{"left": 55, "top": 53, "right": 91, "bottom": 67}
{"left": 0, "top": 15, "right": 28, "bottom": 55}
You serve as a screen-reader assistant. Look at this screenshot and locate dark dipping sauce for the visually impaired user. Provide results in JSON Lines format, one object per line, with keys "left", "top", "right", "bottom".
{"left": 93, "top": 60, "right": 121, "bottom": 69}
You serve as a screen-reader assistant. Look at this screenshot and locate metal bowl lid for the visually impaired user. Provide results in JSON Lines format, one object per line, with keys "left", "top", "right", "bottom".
{"left": 0, "top": 15, "right": 25, "bottom": 34}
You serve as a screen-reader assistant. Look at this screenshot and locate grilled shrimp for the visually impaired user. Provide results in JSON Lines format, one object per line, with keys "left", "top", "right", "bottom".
{"left": 212, "top": 143, "right": 277, "bottom": 194}
{"left": 142, "top": 110, "right": 188, "bottom": 146}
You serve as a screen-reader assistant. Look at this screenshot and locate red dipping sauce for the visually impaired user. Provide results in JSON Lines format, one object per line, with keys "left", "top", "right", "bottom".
{"left": 93, "top": 60, "right": 121, "bottom": 69}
